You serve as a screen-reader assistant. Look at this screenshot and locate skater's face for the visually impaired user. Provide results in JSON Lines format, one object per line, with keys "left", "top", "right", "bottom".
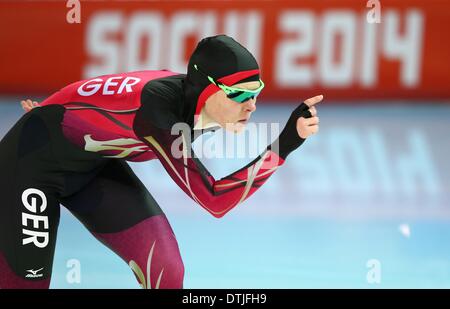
{"left": 204, "top": 81, "right": 260, "bottom": 133}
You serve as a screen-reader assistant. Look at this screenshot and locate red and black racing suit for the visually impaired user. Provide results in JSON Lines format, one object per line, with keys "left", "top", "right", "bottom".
{"left": 0, "top": 69, "right": 309, "bottom": 289}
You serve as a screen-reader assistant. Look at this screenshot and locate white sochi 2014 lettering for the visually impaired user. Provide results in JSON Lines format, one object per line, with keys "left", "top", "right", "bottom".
{"left": 77, "top": 76, "right": 141, "bottom": 96}
{"left": 21, "top": 188, "right": 49, "bottom": 248}
{"left": 276, "top": 9, "right": 424, "bottom": 88}
{"left": 83, "top": 11, "right": 262, "bottom": 77}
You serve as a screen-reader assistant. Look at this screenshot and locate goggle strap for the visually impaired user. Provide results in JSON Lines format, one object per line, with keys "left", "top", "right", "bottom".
{"left": 194, "top": 63, "right": 264, "bottom": 99}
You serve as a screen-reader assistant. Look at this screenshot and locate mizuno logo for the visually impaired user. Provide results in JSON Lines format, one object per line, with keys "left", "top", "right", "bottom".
{"left": 26, "top": 268, "right": 44, "bottom": 278}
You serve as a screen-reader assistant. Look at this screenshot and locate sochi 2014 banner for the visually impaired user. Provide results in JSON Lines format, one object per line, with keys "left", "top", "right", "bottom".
{"left": 0, "top": 0, "right": 448, "bottom": 100}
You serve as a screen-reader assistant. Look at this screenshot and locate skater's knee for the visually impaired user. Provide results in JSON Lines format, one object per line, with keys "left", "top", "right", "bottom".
{"left": 0, "top": 251, "right": 50, "bottom": 289}
{"left": 129, "top": 238, "right": 185, "bottom": 289}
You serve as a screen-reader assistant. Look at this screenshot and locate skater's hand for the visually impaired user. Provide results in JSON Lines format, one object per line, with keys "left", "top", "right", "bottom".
{"left": 296, "top": 95, "right": 322, "bottom": 139}
{"left": 272, "top": 94, "right": 323, "bottom": 159}
{"left": 21, "top": 99, "right": 40, "bottom": 112}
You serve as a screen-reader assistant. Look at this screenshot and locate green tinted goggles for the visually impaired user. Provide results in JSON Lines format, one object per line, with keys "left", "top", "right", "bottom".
{"left": 194, "top": 64, "right": 264, "bottom": 103}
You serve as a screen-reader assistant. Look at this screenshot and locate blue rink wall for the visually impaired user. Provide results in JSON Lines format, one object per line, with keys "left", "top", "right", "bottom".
{"left": 1, "top": 98, "right": 449, "bottom": 288}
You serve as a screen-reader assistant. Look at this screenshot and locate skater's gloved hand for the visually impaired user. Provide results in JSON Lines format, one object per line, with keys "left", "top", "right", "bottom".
{"left": 270, "top": 94, "right": 322, "bottom": 160}
{"left": 21, "top": 99, "right": 40, "bottom": 113}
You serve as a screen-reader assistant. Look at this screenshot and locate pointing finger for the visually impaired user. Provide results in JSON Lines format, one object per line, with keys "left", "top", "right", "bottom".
{"left": 304, "top": 95, "right": 323, "bottom": 108}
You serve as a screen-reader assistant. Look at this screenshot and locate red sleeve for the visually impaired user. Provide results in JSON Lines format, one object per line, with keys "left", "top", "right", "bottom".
{"left": 141, "top": 128, "right": 285, "bottom": 218}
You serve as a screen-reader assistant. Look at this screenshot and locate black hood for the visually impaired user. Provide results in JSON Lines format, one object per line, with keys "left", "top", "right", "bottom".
{"left": 182, "top": 34, "right": 260, "bottom": 128}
